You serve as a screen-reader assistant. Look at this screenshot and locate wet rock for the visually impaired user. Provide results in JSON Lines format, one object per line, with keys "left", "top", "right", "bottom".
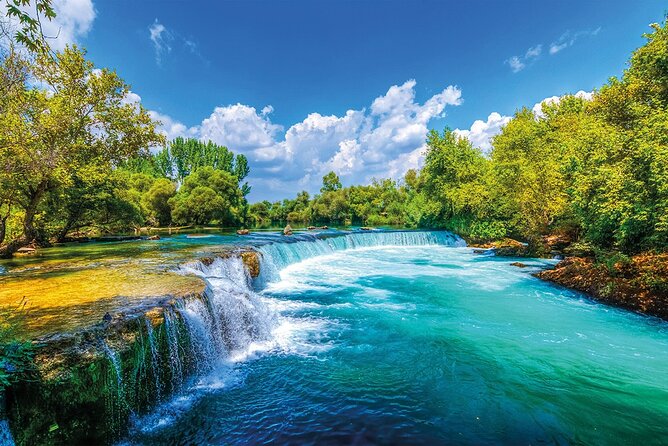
{"left": 360, "top": 227, "right": 374, "bottom": 231}
{"left": 307, "top": 226, "right": 316, "bottom": 231}
{"left": 320, "top": 226, "right": 328, "bottom": 230}
{"left": 236, "top": 229, "right": 250, "bottom": 235}
{"left": 283, "top": 225, "right": 293, "bottom": 236}
{"left": 472, "top": 249, "right": 492, "bottom": 255}
{"left": 510, "top": 262, "right": 529, "bottom": 268}
{"left": 148, "top": 235, "right": 161, "bottom": 240}
{"left": 240, "top": 251, "right": 260, "bottom": 278}
{"left": 102, "top": 312, "right": 112, "bottom": 323}
{"left": 16, "top": 247, "right": 36, "bottom": 255}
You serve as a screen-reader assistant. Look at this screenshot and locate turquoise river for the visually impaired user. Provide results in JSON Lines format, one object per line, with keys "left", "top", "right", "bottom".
{"left": 98, "top": 230, "right": 668, "bottom": 445}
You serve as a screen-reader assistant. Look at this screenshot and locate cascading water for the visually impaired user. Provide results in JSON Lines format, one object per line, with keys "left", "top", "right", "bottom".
{"left": 123, "top": 231, "right": 463, "bottom": 421}
{"left": 110, "top": 231, "right": 470, "bottom": 440}
{"left": 126, "top": 230, "right": 668, "bottom": 445}
{"left": 256, "top": 230, "right": 465, "bottom": 285}
{"left": 0, "top": 419, "right": 14, "bottom": 446}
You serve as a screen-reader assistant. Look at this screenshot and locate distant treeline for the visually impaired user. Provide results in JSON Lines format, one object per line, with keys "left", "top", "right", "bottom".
{"left": 1, "top": 2, "right": 666, "bottom": 259}
{"left": 253, "top": 19, "right": 668, "bottom": 255}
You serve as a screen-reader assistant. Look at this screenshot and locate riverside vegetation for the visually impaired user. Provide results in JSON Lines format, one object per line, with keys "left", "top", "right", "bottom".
{"left": 0, "top": 1, "right": 668, "bottom": 443}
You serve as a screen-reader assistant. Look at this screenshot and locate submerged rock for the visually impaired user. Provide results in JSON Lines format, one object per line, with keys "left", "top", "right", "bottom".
{"left": 510, "top": 262, "right": 529, "bottom": 268}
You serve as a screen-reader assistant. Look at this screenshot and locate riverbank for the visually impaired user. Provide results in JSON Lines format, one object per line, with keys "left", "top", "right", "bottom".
{"left": 536, "top": 254, "right": 668, "bottom": 321}
{"left": 469, "top": 235, "right": 668, "bottom": 322}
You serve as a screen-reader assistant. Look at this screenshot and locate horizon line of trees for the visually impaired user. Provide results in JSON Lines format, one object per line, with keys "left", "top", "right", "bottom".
{"left": 2, "top": 0, "right": 667, "bottom": 260}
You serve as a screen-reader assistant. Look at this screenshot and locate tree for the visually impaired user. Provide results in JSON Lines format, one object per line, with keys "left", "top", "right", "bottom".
{"left": 143, "top": 178, "right": 176, "bottom": 226}
{"left": 321, "top": 171, "right": 342, "bottom": 193}
{"left": 169, "top": 167, "right": 244, "bottom": 226}
{"left": 0, "top": 46, "right": 163, "bottom": 256}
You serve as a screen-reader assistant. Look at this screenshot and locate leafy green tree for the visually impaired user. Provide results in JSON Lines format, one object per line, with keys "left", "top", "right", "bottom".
{"left": 321, "top": 171, "right": 342, "bottom": 193}
{"left": 171, "top": 187, "right": 225, "bottom": 226}
{"left": 143, "top": 178, "right": 176, "bottom": 226}
{"left": 0, "top": 46, "right": 162, "bottom": 256}
{"left": 169, "top": 167, "right": 244, "bottom": 226}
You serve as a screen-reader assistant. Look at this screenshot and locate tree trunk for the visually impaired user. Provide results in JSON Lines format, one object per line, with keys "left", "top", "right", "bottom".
{"left": 22, "top": 181, "right": 48, "bottom": 244}
{"left": 0, "top": 182, "right": 48, "bottom": 258}
{"left": 0, "top": 216, "right": 6, "bottom": 246}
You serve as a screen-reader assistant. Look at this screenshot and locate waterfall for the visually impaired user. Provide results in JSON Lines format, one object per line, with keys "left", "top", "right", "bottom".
{"left": 144, "top": 319, "right": 162, "bottom": 402}
{"left": 179, "top": 256, "right": 276, "bottom": 361}
{"left": 110, "top": 230, "right": 464, "bottom": 437}
{"left": 256, "top": 230, "right": 465, "bottom": 285}
{"left": 0, "top": 419, "right": 14, "bottom": 446}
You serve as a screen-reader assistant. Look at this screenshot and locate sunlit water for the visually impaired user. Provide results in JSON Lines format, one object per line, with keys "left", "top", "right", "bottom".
{"left": 125, "top": 242, "right": 668, "bottom": 445}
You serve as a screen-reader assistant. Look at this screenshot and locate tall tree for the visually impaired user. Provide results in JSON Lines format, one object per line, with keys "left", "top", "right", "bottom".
{"left": 0, "top": 46, "right": 163, "bottom": 256}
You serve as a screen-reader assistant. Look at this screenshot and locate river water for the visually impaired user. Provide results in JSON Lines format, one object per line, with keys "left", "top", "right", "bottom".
{"left": 122, "top": 231, "right": 668, "bottom": 445}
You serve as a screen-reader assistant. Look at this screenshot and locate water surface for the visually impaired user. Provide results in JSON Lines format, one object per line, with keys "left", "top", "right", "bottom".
{"left": 127, "top": 240, "right": 668, "bottom": 445}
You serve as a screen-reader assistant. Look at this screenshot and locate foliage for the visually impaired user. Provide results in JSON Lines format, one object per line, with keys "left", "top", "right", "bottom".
{"left": 0, "top": 44, "right": 163, "bottom": 255}
{"left": 0, "top": 300, "right": 34, "bottom": 391}
{"left": 168, "top": 167, "right": 244, "bottom": 226}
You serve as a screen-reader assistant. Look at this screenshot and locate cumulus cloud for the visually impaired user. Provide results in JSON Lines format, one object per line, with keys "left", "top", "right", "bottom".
{"left": 532, "top": 90, "right": 594, "bottom": 117}
{"left": 148, "top": 110, "right": 197, "bottom": 141}
{"left": 454, "top": 112, "right": 512, "bottom": 154}
{"left": 138, "top": 80, "right": 462, "bottom": 199}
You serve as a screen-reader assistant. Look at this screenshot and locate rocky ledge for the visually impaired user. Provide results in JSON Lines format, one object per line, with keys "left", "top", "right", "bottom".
{"left": 2, "top": 249, "right": 263, "bottom": 446}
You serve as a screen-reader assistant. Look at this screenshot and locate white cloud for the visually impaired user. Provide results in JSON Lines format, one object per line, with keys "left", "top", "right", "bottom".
{"left": 549, "top": 28, "right": 601, "bottom": 55}
{"left": 135, "top": 80, "right": 462, "bottom": 199}
{"left": 454, "top": 112, "right": 511, "bottom": 154}
{"left": 1, "top": 0, "right": 95, "bottom": 51}
{"left": 198, "top": 104, "right": 284, "bottom": 159}
{"left": 532, "top": 90, "right": 594, "bottom": 117}
{"left": 525, "top": 44, "right": 542, "bottom": 58}
{"left": 507, "top": 27, "right": 599, "bottom": 72}
{"left": 506, "top": 43, "right": 542, "bottom": 73}
{"left": 148, "top": 110, "right": 196, "bottom": 142}
{"left": 506, "top": 56, "right": 526, "bottom": 73}
{"left": 149, "top": 19, "right": 172, "bottom": 65}
{"left": 46, "top": 0, "right": 95, "bottom": 50}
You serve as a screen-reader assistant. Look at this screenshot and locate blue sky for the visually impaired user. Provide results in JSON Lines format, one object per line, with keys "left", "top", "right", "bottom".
{"left": 45, "top": 0, "right": 666, "bottom": 200}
